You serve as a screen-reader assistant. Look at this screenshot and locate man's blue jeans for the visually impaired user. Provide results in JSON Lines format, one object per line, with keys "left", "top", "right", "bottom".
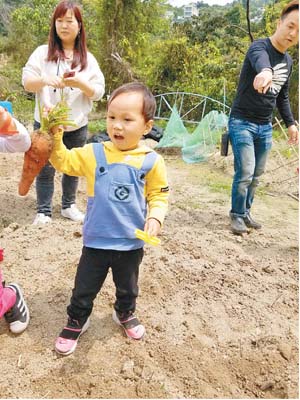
{"left": 228, "top": 117, "right": 272, "bottom": 217}
{"left": 33, "top": 121, "right": 87, "bottom": 216}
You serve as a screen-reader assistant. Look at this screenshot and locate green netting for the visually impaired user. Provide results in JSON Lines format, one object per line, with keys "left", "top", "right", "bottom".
{"left": 156, "top": 106, "right": 228, "bottom": 163}
{"left": 182, "top": 111, "right": 228, "bottom": 163}
{"left": 156, "top": 105, "right": 188, "bottom": 148}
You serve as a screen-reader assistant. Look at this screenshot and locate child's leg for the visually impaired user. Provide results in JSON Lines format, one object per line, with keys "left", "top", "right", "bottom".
{"left": 111, "top": 248, "right": 145, "bottom": 340}
{"left": 0, "top": 287, "right": 17, "bottom": 318}
{"left": 55, "top": 247, "right": 110, "bottom": 356}
{"left": 111, "top": 248, "right": 144, "bottom": 315}
{"left": 0, "top": 269, "right": 16, "bottom": 318}
{"left": 67, "top": 247, "right": 111, "bottom": 322}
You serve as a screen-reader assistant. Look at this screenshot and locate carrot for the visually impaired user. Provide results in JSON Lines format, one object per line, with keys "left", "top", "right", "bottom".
{"left": 18, "top": 100, "right": 76, "bottom": 196}
{"left": 18, "top": 130, "right": 54, "bottom": 196}
{"left": 0, "top": 106, "right": 18, "bottom": 135}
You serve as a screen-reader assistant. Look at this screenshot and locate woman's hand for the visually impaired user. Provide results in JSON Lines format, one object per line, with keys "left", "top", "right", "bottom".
{"left": 144, "top": 218, "right": 161, "bottom": 237}
{"left": 42, "top": 75, "right": 65, "bottom": 89}
{"left": 63, "top": 74, "right": 83, "bottom": 89}
{"left": 63, "top": 73, "right": 95, "bottom": 97}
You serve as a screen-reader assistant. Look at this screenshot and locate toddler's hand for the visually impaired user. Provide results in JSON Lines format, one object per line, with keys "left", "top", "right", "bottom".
{"left": 144, "top": 218, "right": 161, "bottom": 237}
{"left": 51, "top": 125, "right": 64, "bottom": 137}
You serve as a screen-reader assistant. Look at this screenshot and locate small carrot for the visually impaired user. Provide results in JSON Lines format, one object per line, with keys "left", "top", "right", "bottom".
{"left": 18, "top": 100, "right": 76, "bottom": 196}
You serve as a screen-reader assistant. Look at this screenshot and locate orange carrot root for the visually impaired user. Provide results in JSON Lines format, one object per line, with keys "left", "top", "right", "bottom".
{"left": 18, "top": 99, "right": 75, "bottom": 196}
{"left": 18, "top": 130, "right": 53, "bottom": 196}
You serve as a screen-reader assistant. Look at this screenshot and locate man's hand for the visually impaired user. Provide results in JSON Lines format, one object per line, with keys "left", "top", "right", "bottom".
{"left": 287, "top": 124, "right": 299, "bottom": 145}
{"left": 253, "top": 69, "right": 273, "bottom": 94}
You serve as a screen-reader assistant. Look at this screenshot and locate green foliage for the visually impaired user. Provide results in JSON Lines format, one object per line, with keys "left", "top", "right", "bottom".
{"left": 96, "top": 0, "right": 170, "bottom": 92}
{"left": 0, "top": 56, "right": 34, "bottom": 123}
{"left": 208, "top": 181, "right": 232, "bottom": 194}
{"left": 88, "top": 118, "right": 107, "bottom": 134}
{"left": 272, "top": 128, "right": 285, "bottom": 141}
{"left": 0, "top": 0, "right": 23, "bottom": 35}
{"left": 0, "top": 0, "right": 298, "bottom": 123}
{"left": 4, "top": 1, "right": 56, "bottom": 66}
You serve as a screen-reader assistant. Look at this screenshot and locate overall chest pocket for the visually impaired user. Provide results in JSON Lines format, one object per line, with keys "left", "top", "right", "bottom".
{"left": 108, "top": 180, "right": 135, "bottom": 203}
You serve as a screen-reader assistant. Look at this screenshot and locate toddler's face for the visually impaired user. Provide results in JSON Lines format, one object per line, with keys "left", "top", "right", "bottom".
{"left": 106, "top": 92, "right": 152, "bottom": 151}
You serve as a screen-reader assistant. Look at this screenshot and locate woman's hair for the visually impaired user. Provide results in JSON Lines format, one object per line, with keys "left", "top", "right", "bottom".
{"left": 107, "top": 82, "right": 157, "bottom": 122}
{"left": 281, "top": 0, "right": 299, "bottom": 19}
{"left": 47, "top": 1, "right": 87, "bottom": 71}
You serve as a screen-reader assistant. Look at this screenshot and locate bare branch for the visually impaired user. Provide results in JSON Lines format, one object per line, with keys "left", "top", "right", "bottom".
{"left": 246, "top": 0, "right": 254, "bottom": 42}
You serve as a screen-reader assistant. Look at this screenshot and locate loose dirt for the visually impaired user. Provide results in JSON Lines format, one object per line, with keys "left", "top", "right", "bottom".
{"left": 0, "top": 144, "right": 298, "bottom": 399}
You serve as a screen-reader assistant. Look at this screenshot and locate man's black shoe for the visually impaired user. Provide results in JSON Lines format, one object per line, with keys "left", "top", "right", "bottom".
{"left": 243, "top": 214, "right": 262, "bottom": 229}
{"left": 230, "top": 216, "right": 249, "bottom": 235}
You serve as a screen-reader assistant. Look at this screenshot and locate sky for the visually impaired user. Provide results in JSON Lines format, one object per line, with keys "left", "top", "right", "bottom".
{"left": 168, "top": 0, "right": 233, "bottom": 6}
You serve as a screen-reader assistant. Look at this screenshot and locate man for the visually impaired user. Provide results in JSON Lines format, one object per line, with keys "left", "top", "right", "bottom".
{"left": 228, "top": 0, "right": 299, "bottom": 234}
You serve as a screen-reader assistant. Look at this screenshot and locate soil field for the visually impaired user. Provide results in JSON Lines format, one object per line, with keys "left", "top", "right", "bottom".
{"left": 0, "top": 145, "right": 298, "bottom": 399}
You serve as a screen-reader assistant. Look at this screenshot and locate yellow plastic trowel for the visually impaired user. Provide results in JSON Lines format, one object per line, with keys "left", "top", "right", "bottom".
{"left": 135, "top": 229, "right": 161, "bottom": 246}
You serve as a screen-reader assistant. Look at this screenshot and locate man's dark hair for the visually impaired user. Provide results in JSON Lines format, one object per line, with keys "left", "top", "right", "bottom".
{"left": 281, "top": 0, "right": 299, "bottom": 19}
{"left": 107, "top": 82, "right": 156, "bottom": 122}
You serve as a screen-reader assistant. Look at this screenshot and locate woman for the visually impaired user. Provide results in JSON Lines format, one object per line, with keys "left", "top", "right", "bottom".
{"left": 22, "top": 1, "right": 105, "bottom": 225}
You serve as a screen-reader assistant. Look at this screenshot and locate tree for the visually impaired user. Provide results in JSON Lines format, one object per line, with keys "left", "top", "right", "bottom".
{"left": 0, "top": 0, "right": 297, "bottom": 120}
{"left": 5, "top": 0, "right": 57, "bottom": 65}
{"left": 0, "top": 0, "right": 23, "bottom": 35}
{"left": 96, "top": 0, "right": 169, "bottom": 92}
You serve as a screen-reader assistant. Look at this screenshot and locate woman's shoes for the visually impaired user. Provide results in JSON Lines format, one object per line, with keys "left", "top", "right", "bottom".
{"left": 33, "top": 213, "right": 52, "bottom": 225}
{"left": 61, "top": 204, "right": 85, "bottom": 222}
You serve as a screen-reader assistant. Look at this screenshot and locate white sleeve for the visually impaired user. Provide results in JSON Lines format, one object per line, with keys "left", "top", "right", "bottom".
{"left": 87, "top": 53, "right": 105, "bottom": 101}
{"left": 22, "top": 45, "right": 46, "bottom": 85}
{"left": 0, "top": 119, "right": 31, "bottom": 153}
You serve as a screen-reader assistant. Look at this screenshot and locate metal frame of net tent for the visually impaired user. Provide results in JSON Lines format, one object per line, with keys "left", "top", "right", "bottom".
{"left": 154, "top": 92, "right": 231, "bottom": 125}
{"left": 153, "top": 92, "right": 230, "bottom": 163}
{"left": 154, "top": 93, "right": 299, "bottom": 200}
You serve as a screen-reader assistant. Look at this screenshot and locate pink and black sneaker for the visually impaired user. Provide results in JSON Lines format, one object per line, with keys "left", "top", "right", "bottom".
{"left": 112, "top": 309, "right": 145, "bottom": 340}
{"left": 55, "top": 317, "right": 90, "bottom": 356}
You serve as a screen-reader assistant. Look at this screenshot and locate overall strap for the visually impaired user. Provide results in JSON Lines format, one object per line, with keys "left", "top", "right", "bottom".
{"left": 141, "top": 151, "right": 158, "bottom": 174}
{"left": 92, "top": 143, "right": 108, "bottom": 167}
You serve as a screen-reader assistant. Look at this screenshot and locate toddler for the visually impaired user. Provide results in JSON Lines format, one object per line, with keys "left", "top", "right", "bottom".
{"left": 50, "top": 82, "right": 169, "bottom": 355}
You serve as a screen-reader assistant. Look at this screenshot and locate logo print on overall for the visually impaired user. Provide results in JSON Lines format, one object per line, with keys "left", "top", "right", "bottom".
{"left": 115, "top": 186, "right": 130, "bottom": 200}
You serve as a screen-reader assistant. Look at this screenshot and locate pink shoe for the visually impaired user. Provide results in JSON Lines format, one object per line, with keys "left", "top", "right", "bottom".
{"left": 112, "top": 309, "right": 145, "bottom": 340}
{"left": 55, "top": 317, "right": 90, "bottom": 356}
